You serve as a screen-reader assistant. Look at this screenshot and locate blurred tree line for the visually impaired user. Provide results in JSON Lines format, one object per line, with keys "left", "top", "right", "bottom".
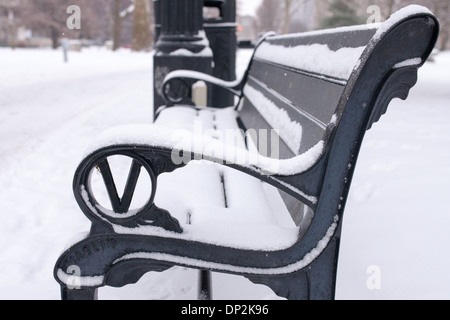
{"left": 1, "top": 0, "right": 449, "bottom": 51}
{"left": 0, "top": 0, "right": 153, "bottom": 51}
{"left": 254, "top": 0, "right": 449, "bottom": 50}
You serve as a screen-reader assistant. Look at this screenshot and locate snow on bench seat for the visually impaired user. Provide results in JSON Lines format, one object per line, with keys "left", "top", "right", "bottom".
{"left": 109, "top": 106, "right": 300, "bottom": 251}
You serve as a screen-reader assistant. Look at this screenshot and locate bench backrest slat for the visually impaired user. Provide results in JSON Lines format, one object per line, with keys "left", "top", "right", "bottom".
{"left": 236, "top": 10, "right": 438, "bottom": 224}
{"left": 239, "top": 26, "right": 378, "bottom": 159}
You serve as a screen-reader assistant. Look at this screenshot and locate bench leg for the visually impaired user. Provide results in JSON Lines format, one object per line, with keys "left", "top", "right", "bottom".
{"left": 198, "top": 270, "right": 212, "bottom": 300}
{"left": 61, "top": 286, "right": 98, "bottom": 300}
{"left": 246, "top": 238, "right": 340, "bottom": 300}
{"left": 306, "top": 237, "right": 340, "bottom": 300}
{"left": 246, "top": 271, "right": 309, "bottom": 300}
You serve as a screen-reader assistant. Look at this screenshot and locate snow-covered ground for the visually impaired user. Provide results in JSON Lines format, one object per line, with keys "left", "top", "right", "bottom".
{"left": 0, "top": 47, "right": 449, "bottom": 300}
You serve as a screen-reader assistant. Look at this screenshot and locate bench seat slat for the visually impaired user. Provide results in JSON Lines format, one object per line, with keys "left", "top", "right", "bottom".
{"left": 151, "top": 107, "right": 299, "bottom": 250}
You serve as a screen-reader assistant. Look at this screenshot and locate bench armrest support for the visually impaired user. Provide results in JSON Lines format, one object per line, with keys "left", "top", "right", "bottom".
{"left": 160, "top": 31, "right": 278, "bottom": 106}
{"left": 162, "top": 70, "right": 245, "bottom": 105}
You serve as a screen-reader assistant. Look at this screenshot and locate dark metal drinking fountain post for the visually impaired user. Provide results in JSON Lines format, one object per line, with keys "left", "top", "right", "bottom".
{"left": 153, "top": 0, "right": 214, "bottom": 116}
{"left": 204, "top": 0, "right": 237, "bottom": 108}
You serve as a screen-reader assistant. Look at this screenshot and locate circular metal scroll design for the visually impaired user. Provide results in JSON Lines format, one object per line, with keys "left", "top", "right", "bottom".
{"left": 80, "top": 151, "right": 157, "bottom": 225}
{"left": 162, "top": 78, "right": 191, "bottom": 104}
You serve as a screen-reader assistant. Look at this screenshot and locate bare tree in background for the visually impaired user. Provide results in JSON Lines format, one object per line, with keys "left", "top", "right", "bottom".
{"left": 282, "top": 0, "right": 311, "bottom": 34}
{"left": 17, "top": 0, "right": 68, "bottom": 49}
{"left": 112, "top": 0, "right": 133, "bottom": 50}
{"left": 380, "top": 0, "right": 401, "bottom": 18}
{"left": 131, "top": 0, "right": 151, "bottom": 51}
{"left": 365, "top": 0, "right": 402, "bottom": 20}
{"left": 0, "top": 0, "right": 20, "bottom": 48}
{"left": 7, "top": 0, "right": 108, "bottom": 49}
{"left": 112, "top": 0, "right": 152, "bottom": 51}
{"left": 0, "top": 0, "right": 152, "bottom": 51}
{"left": 365, "top": 0, "right": 449, "bottom": 50}
{"left": 433, "top": 0, "right": 450, "bottom": 50}
{"left": 255, "top": 0, "right": 313, "bottom": 35}
{"left": 413, "top": 0, "right": 449, "bottom": 51}
{"left": 255, "top": 0, "right": 283, "bottom": 34}
{"left": 82, "top": 0, "right": 114, "bottom": 44}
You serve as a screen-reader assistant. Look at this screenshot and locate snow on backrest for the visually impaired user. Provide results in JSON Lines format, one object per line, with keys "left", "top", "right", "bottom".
{"left": 239, "top": 24, "right": 378, "bottom": 159}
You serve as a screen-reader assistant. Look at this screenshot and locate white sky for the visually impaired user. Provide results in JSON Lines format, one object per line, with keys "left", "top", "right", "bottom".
{"left": 238, "top": 0, "right": 263, "bottom": 16}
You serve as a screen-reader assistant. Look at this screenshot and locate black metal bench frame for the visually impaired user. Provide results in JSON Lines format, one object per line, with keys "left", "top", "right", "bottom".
{"left": 54, "top": 6, "right": 439, "bottom": 300}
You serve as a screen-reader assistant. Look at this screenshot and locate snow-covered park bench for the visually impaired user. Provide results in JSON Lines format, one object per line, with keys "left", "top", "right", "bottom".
{"left": 54, "top": 6, "right": 439, "bottom": 300}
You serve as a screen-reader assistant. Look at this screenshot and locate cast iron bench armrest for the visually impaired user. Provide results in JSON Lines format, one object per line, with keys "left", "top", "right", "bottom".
{"left": 80, "top": 123, "right": 326, "bottom": 200}
{"left": 72, "top": 122, "right": 328, "bottom": 236}
{"left": 162, "top": 70, "right": 245, "bottom": 104}
{"left": 84, "top": 123, "right": 325, "bottom": 178}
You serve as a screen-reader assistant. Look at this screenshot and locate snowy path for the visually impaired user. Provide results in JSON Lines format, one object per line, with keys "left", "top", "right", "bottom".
{"left": 0, "top": 48, "right": 449, "bottom": 300}
{"left": 0, "top": 48, "right": 155, "bottom": 299}
{"left": 337, "top": 54, "right": 450, "bottom": 300}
